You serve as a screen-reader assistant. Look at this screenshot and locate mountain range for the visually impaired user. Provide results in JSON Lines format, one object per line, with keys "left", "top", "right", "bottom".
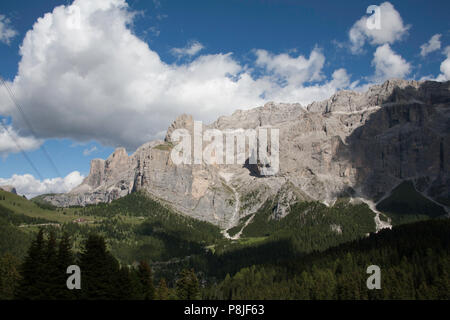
{"left": 41, "top": 79, "right": 450, "bottom": 236}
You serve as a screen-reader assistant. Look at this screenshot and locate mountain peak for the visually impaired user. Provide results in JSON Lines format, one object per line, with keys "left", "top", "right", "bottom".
{"left": 165, "top": 114, "right": 194, "bottom": 143}
{"left": 43, "top": 79, "right": 450, "bottom": 229}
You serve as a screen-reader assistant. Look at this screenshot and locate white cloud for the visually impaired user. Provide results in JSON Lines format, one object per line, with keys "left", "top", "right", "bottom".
{"left": 0, "top": 0, "right": 351, "bottom": 152}
{"left": 420, "top": 34, "right": 441, "bottom": 57}
{"left": 171, "top": 41, "right": 204, "bottom": 57}
{"left": 254, "top": 47, "right": 325, "bottom": 85}
{"left": 0, "top": 14, "right": 18, "bottom": 45}
{"left": 349, "top": 2, "right": 410, "bottom": 54}
{"left": 0, "top": 125, "right": 43, "bottom": 156}
{"left": 0, "top": 171, "right": 85, "bottom": 198}
{"left": 371, "top": 44, "right": 411, "bottom": 82}
{"left": 82, "top": 146, "right": 97, "bottom": 156}
{"left": 436, "top": 46, "right": 450, "bottom": 81}
{"left": 260, "top": 67, "right": 351, "bottom": 103}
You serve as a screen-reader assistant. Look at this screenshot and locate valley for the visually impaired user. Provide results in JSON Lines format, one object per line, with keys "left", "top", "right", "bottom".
{"left": 1, "top": 175, "right": 447, "bottom": 287}
{"left": 1, "top": 79, "right": 449, "bottom": 300}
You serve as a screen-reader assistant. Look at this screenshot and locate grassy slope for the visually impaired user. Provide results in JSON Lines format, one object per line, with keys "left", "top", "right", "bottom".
{"left": 0, "top": 190, "right": 86, "bottom": 223}
{"left": 376, "top": 181, "right": 447, "bottom": 225}
{"left": 230, "top": 198, "right": 376, "bottom": 240}
{"left": 154, "top": 198, "right": 380, "bottom": 283}
{"left": 68, "top": 192, "right": 223, "bottom": 263}
{"left": 2, "top": 183, "right": 448, "bottom": 281}
{"left": 1, "top": 190, "right": 222, "bottom": 264}
{"left": 0, "top": 219, "right": 33, "bottom": 259}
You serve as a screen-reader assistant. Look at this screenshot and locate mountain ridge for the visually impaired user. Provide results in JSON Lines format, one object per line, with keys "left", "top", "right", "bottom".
{"left": 40, "top": 79, "right": 450, "bottom": 229}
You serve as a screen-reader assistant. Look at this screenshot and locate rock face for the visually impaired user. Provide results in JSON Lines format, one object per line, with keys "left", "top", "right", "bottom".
{"left": 0, "top": 185, "right": 17, "bottom": 194}
{"left": 44, "top": 79, "right": 450, "bottom": 228}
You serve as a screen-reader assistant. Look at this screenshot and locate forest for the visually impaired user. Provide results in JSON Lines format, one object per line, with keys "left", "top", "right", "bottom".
{"left": 0, "top": 189, "right": 448, "bottom": 300}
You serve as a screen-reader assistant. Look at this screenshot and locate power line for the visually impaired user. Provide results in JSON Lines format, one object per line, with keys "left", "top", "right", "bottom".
{"left": 0, "top": 120, "right": 44, "bottom": 180}
{"left": 0, "top": 76, "right": 61, "bottom": 178}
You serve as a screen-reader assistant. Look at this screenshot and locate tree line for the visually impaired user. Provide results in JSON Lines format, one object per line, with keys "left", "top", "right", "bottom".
{"left": 205, "top": 219, "right": 450, "bottom": 299}
{"left": 0, "top": 229, "right": 201, "bottom": 300}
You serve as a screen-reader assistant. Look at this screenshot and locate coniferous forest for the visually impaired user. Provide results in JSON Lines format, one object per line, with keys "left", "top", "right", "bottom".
{"left": 0, "top": 189, "right": 449, "bottom": 300}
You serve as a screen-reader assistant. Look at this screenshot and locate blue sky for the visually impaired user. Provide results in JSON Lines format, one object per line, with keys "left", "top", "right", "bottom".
{"left": 0, "top": 0, "right": 449, "bottom": 197}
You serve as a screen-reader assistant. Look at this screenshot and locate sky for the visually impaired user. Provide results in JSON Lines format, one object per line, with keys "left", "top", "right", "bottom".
{"left": 0, "top": 0, "right": 449, "bottom": 198}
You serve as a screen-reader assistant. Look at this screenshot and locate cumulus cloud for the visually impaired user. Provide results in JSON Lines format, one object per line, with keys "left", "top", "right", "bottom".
{"left": 0, "top": 14, "right": 18, "bottom": 45}
{"left": 254, "top": 48, "right": 325, "bottom": 85}
{"left": 0, "top": 0, "right": 351, "bottom": 152}
{"left": 259, "top": 67, "right": 352, "bottom": 103}
{"left": 171, "top": 41, "right": 204, "bottom": 57}
{"left": 436, "top": 46, "right": 450, "bottom": 81}
{"left": 420, "top": 34, "right": 442, "bottom": 57}
{"left": 0, "top": 171, "right": 85, "bottom": 198}
{"left": 371, "top": 44, "right": 411, "bottom": 82}
{"left": 349, "top": 2, "right": 409, "bottom": 54}
{"left": 0, "top": 124, "right": 43, "bottom": 156}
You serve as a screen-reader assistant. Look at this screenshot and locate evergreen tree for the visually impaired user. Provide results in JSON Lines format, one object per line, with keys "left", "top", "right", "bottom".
{"left": 176, "top": 269, "right": 200, "bottom": 300}
{"left": 155, "top": 278, "right": 169, "bottom": 300}
{"left": 116, "top": 265, "right": 134, "bottom": 300}
{"left": 0, "top": 254, "right": 21, "bottom": 300}
{"left": 79, "top": 234, "right": 121, "bottom": 300}
{"left": 55, "top": 233, "right": 76, "bottom": 300}
{"left": 15, "top": 229, "right": 46, "bottom": 299}
{"left": 42, "top": 230, "right": 59, "bottom": 299}
{"left": 129, "top": 268, "right": 143, "bottom": 300}
{"left": 137, "top": 261, "right": 155, "bottom": 300}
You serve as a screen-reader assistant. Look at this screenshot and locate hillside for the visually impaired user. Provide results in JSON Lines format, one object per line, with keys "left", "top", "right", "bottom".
{"left": 2, "top": 185, "right": 446, "bottom": 263}
{"left": 377, "top": 181, "right": 448, "bottom": 224}
{"left": 205, "top": 219, "right": 450, "bottom": 299}
{"left": 1, "top": 186, "right": 449, "bottom": 299}
{"left": 0, "top": 190, "right": 78, "bottom": 224}
{"left": 0, "top": 190, "right": 223, "bottom": 263}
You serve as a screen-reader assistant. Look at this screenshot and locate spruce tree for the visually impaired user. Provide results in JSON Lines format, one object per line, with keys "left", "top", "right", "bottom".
{"left": 42, "top": 230, "right": 59, "bottom": 299}
{"left": 155, "top": 278, "right": 169, "bottom": 300}
{"left": 55, "top": 233, "right": 76, "bottom": 300}
{"left": 116, "top": 265, "right": 133, "bottom": 300}
{"left": 137, "top": 261, "right": 155, "bottom": 300}
{"left": 176, "top": 269, "right": 200, "bottom": 300}
{"left": 0, "top": 254, "right": 21, "bottom": 300}
{"left": 15, "top": 229, "right": 46, "bottom": 299}
{"left": 79, "top": 234, "right": 120, "bottom": 300}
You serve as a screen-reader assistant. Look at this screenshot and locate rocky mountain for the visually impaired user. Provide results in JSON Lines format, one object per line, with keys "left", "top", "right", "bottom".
{"left": 0, "top": 185, "right": 17, "bottom": 194}
{"left": 43, "top": 79, "right": 450, "bottom": 231}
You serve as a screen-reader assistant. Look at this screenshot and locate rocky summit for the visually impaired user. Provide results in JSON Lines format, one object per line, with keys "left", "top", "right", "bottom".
{"left": 44, "top": 79, "right": 450, "bottom": 229}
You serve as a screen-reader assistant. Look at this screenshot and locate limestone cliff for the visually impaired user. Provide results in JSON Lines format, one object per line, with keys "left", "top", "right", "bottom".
{"left": 44, "top": 79, "right": 450, "bottom": 228}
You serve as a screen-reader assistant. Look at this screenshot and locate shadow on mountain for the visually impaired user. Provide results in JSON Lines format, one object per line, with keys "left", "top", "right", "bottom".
{"left": 333, "top": 80, "right": 450, "bottom": 211}
{"left": 243, "top": 158, "right": 263, "bottom": 177}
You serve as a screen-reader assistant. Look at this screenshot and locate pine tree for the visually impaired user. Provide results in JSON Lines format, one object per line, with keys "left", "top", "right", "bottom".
{"left": 15, "top": 229, "right": 46, "bottom": 299}
{"left": 137, "top": 261, "right": 155, "bottom": 300}
{"left": 176, "top": 269, "right": 201, "bottom": 300}
{"left": 155, "top": 278, "right": 169, "bottom": 300}
{"left": 0, "top": 254, "right": 21, "bottom": 300}
{"left": 294, "top": 271, "right": 313, "bottom": 300}
{"left": 116, "top": 265, "right": 133, "bottom": 300}
{"left": 55, "top": 233, "right": 76, "bottom": 300}
{"left": 79, "top": 234, "right": 121, "bottom": 300}
{"left": 42, "top": 230, "right": 59, "bottom": 299}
